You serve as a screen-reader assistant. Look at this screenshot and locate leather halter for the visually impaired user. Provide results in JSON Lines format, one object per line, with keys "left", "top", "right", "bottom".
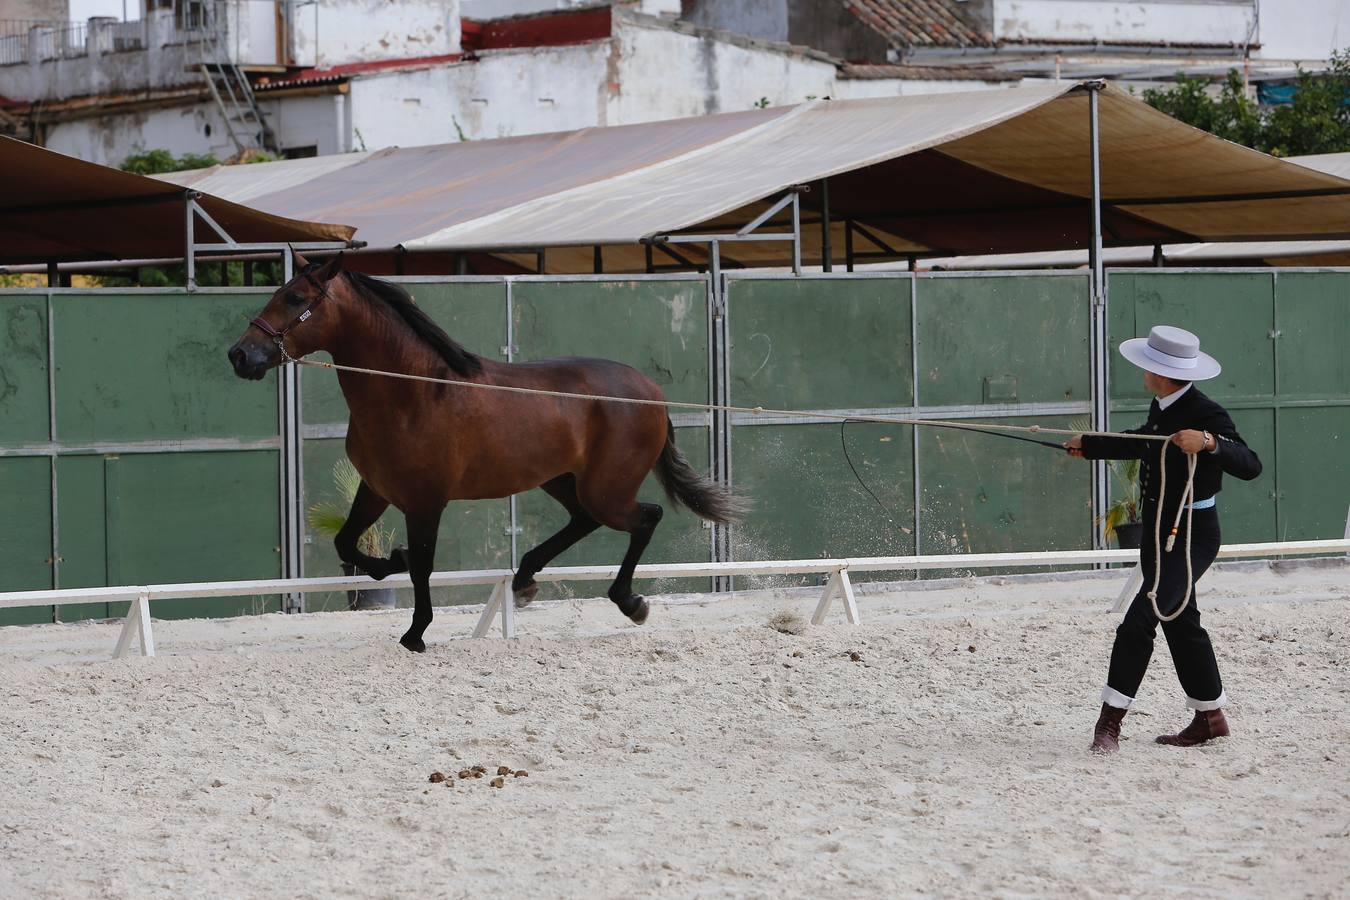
{"left": 248, "top": 268, "right": 331, "bottom": 360}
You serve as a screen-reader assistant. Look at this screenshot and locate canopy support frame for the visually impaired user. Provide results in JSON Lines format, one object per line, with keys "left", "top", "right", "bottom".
{"left": 1086, "top": 79, "right": 1110, "bottom": 555}
{"left": 651, "top": 187, "right": 806, "bottom": 276}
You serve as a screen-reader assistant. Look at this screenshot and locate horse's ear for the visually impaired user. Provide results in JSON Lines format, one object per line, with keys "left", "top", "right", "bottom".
{"left": 315, "top": 251, "right": 344, "bottom": 281}
{"left": 289, "top": 244, "right": 311, "bottom": 271}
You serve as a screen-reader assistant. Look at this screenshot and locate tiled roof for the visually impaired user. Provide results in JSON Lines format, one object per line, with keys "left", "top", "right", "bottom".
{"left": 253, "top": 54, "right": 464, "bottom": 91}
{"left": 843, "top": 0, "right": 993, "bottom": 49}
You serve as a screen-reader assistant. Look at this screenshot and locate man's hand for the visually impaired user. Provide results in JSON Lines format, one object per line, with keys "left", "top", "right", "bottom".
{"left": 1063, "top": 435, "right": 1084, "bottom": 459}
{"left": 1171, "top": 429, "right": 1211, "bottom": 454}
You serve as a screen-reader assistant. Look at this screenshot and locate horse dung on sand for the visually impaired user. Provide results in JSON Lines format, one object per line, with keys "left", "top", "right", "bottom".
{"left": 228, "top": 251, "right": 746, "bottom": 652}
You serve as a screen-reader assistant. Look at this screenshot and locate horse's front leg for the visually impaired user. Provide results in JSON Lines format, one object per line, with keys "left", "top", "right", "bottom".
{"left": 335, "top": 481, "right": 408, "bottom": 579}
{"left": 398, "top": 507, "right": 444, "bottom": 654}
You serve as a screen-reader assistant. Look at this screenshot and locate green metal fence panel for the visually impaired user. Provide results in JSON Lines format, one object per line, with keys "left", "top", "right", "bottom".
{"left": 52, "top": 292, "right": 278, "bottom": 442}
{"left": 1277, "top": 406, "right": 1350, "bottom": 540}
{"left": 301, "top": 436, "right": 512, "bottom": 611}
{"left": 0, "top": 457, "right": 53, "bottom": 625}
{"left": 1275, "top": 272, "right": 1350, "bottom": 398}
{"left": 102, "top": 451, "right": 282, "bottom": 619}
{"left": 727, "top": 274, "right": 1093, "bottom": 576}
{"left": 731, "top": 422, "right": 915, "bottom": 585}
{"left": 0, "top": 295, "right": 50, "bottom": 444}
{"left": 916, "top": 275, "right": 1090, "bottom": 408}
{"left": 1218, "top": 409, "right": 1278, "bottom": 543}
{"left": 300, "top": 280, "right": 509, "bottom": 426}
{"left": 54, "top": 455, "right": 112, "bottom": 621}
{"left": 512, "top": 278, "right": 710, "bottom": 405}
{"left": 729, "top": 277, "right": 912, "bottom": 410}
{"left": 1108, "top": 270, "right": 1350, "bottom": 545}
{"left": 1107, "top": 273, "right": 1276, "bottom": 403}
{"left": 918, "top": 415, "right": 1090, "bottom": 559}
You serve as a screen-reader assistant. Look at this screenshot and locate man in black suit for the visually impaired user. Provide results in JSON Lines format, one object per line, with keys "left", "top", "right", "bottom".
{"left": 1065, "top": 326, "right": 1262, "bottom": 754}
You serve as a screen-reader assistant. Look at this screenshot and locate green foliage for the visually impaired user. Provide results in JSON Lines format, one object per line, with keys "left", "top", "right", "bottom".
{"left": 1103, "top": 457, "right": 1142, "bottom": 538}
{"left": 118, "top": 148, "right": 219, "bottom": 175}
{"left": 306, "top": 458, "right": 397, "bottom": 559}
{"left": 1070, "top": 416, "right": 1141, "bottom": 538}
{"left": 1143, "top": 50, "right": 1350, "bottom": 156}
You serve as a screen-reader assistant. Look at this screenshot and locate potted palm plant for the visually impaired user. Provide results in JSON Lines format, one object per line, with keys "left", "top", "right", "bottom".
{"left": 307, "top": 459, "right": 399, "bottom": 610}
{"left": 1102, "top": 457, "right": 1144, "bottom": 549}
{"left": 1070, "top": 417, "right": 1143, "bottom": 549}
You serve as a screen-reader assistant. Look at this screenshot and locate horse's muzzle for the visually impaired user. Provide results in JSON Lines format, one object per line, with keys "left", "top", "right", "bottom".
{"left": 228, "top": 343, "right": 272, "bottom": 381}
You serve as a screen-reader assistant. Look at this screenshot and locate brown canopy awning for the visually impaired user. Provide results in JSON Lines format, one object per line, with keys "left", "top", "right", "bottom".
{"left": 0, "top": 136, "right": 356, "bottom": 266}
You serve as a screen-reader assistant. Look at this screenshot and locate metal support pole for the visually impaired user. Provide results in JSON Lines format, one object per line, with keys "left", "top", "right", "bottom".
{"left": 709, "top": 240, "right": 732, "bottom": 592}
{"left": 820, "top": 178, "right": 832, "bottom": 273}
{"left": 790, "top": 191, "right": 802, "bottom": 276}
{"left": 593, "top": 245, "right": 603, "bottom": 274}
{"left": 845, "top": 220, "right": 855, "bottom": 272}
{"left": 910, "top": 274, "right": 922, "bottom": 568}
{"left": 505, "top": 279, "right": 521, "bottom": 568}
{"left": 1087, "top": 81, "right": 1110, "bottom": 553}
{"left": 184, "top": 197, "right": 197, "bottom": 291}
{"left": 279, "top": 249, "right": 303, "bottom": 613}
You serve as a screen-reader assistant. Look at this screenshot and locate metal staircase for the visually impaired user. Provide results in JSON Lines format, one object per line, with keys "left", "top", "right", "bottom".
{"left": 196, "top": 15, "right": 277, "bottom": 156}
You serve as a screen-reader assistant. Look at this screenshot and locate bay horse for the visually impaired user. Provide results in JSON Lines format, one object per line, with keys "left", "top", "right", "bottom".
{"left": 228, "top": 251, "right": 746, "bottom": 652}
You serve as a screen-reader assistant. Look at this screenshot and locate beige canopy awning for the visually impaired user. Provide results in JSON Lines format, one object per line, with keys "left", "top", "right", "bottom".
{"left": 145, "top": 82, "right": 1350, "bottom": 274}
{"left": 0, "top": 136, "right": 356, "bottom": 266}
{"left": 26, "top": 83, "right": 1340, "bottom": 275}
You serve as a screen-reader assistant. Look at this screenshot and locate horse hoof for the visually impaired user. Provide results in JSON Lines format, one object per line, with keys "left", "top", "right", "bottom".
{"left": 621, "top": 595, "right": 649, "bottom": 625}
{"left": 399, "top": 634, "right": 426, "bottom": 653}
{"left": 513, "top": 582, "right": 539, "bottom": 608}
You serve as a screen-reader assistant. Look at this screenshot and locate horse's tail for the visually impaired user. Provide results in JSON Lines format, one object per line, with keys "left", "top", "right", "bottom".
{"left": 653, "top": 417, "right": 750, "bottom": 525}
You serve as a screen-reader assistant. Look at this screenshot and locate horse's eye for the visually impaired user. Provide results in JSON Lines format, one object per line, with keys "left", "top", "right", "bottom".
{"left": 285, "top": 291, "right": 305, "bottom": 306}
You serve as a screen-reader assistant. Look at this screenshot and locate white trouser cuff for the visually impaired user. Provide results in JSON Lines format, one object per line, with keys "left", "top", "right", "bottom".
{"left": 1101, "top": 685, "right": 1135, "bottom": 710}
{"left": 1186, "top": 691, "right": 1228, "bottom": 711}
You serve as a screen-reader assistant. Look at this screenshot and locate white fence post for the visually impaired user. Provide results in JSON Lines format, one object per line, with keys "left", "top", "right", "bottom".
{"left": 112, "top": 591, "right": 155, "bottom": 659}
{"left": 472, "top": 577, "right": 516, "bottom": 639}
{"left": 1110, "top": 566, "right": 1144, "bottom": 613}
{"left": 811, "top": 567, "right": 860, "bottom": 626}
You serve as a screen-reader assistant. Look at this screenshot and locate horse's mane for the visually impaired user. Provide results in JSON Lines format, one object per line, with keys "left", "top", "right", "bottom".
{"left": 344, "top": 270, "right": 483, "bottom": 377}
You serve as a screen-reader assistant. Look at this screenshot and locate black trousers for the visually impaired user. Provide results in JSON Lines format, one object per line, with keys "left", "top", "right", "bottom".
{"left": 1106, "top": 506, "right": 1223, "bottom": 705}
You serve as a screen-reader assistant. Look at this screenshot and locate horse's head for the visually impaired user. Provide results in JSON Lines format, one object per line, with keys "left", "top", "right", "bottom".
{"left": 228, "top": 250, "right": 346, "bottom": 380}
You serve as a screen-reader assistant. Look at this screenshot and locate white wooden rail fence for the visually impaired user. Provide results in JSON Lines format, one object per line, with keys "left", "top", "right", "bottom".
{"left": 1, "top": 538, "right": 1347, "bottom": 660}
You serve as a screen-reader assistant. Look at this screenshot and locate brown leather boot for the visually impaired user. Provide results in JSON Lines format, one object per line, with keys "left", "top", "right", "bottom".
{"left": 1090, "top": 703, "right": 1127, "bottom": 754}
{"left": 1156, "top": 709, "right": 1229, "bottom": 746}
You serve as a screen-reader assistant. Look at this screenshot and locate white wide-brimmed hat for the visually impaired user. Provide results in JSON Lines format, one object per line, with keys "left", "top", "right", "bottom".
{"left": 1119, "top": 325, "right": 1222, "bottom": 381}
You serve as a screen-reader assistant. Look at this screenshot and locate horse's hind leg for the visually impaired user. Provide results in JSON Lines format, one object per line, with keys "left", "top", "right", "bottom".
{"left": 512, "top": 475, "right": 600, "bottom": 605}
{"left": 580, "top": 494, "right": 664, "bottom": 625}
{"left": 335, "top": 481, "right": 409, "bottom": 580}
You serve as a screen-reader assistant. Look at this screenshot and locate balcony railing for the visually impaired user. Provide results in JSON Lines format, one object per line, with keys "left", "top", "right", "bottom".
{"left": 0, "top": 10, "right": 224, "bottom": 67}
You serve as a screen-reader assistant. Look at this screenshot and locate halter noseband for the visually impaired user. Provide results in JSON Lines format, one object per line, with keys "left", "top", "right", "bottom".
{"left": 249, "top": 269, "right": 331, "bottom": 361}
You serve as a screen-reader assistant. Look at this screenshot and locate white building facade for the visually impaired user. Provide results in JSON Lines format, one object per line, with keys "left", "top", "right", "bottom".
{"left": 2, "top": 0, "right": 1344, "bottom": 167}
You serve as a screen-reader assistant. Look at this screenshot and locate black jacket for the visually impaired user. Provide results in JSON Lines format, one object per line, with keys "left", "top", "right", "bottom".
{"left": 1081, "top": 387, "right": 1262, "bottom": 524}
